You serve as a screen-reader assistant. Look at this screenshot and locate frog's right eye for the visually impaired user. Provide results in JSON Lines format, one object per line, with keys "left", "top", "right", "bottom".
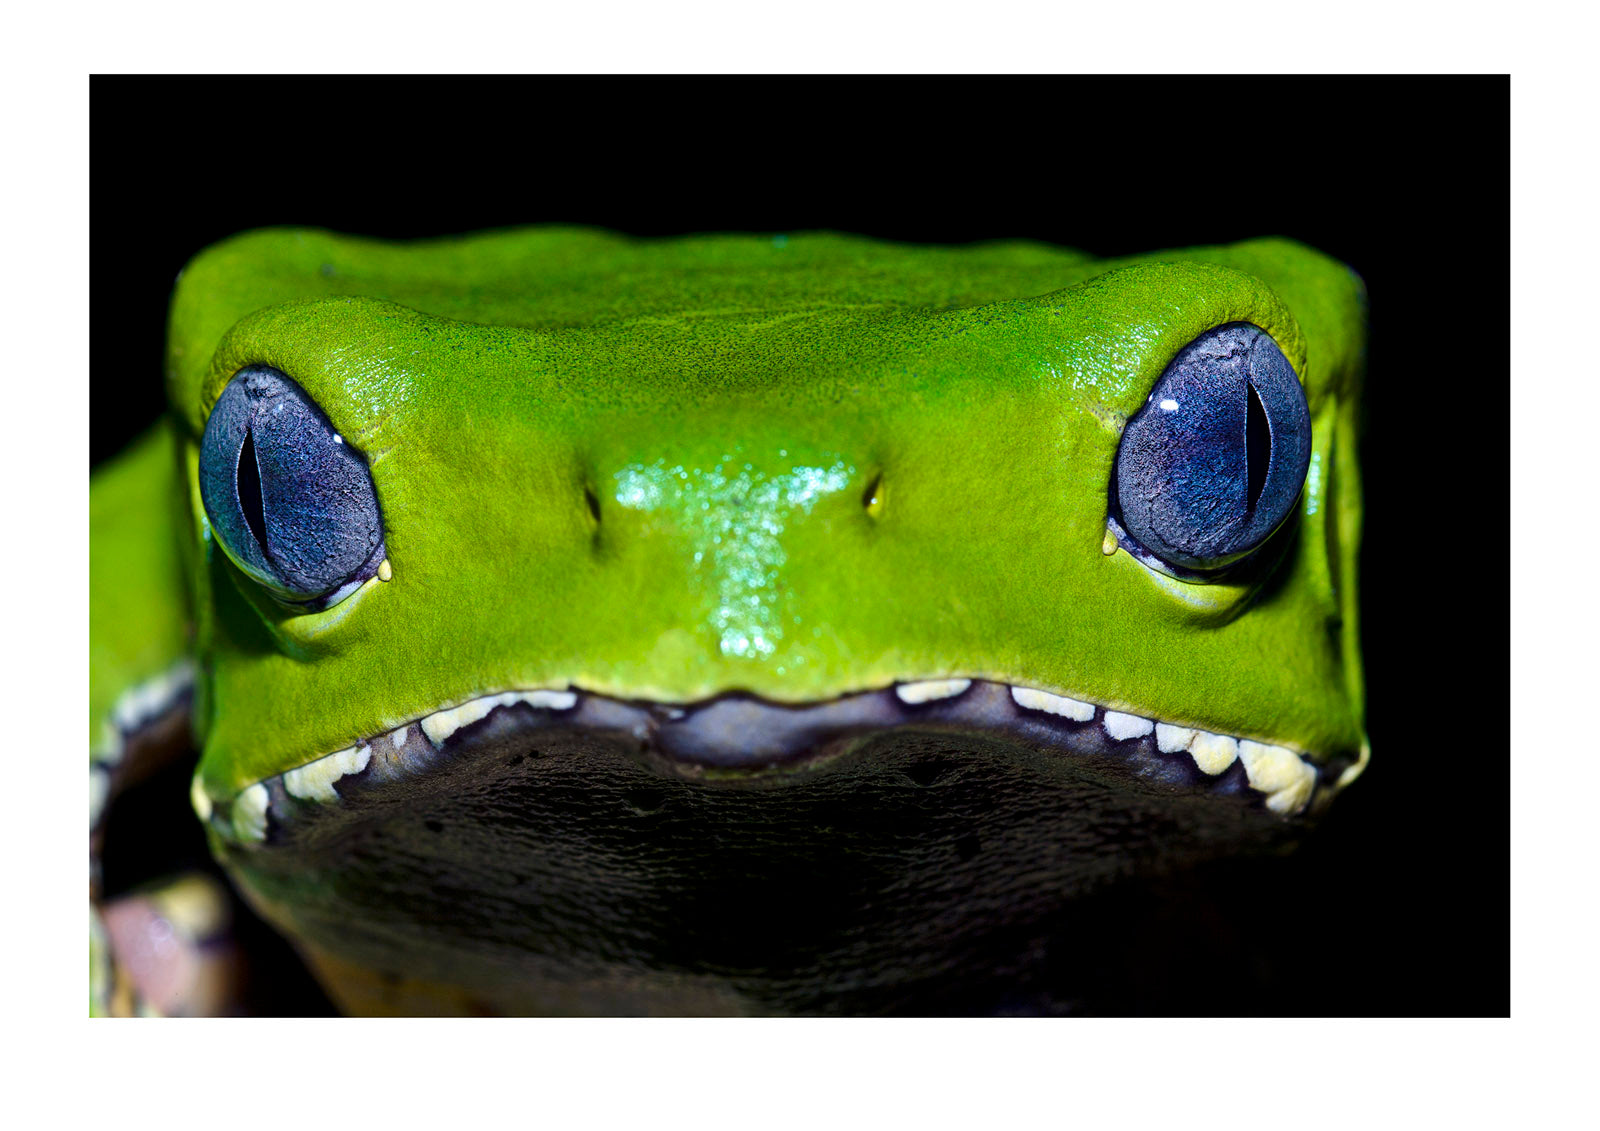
{"left": 198, "top": 366, "right": 386, "bottom": 609}
{"left": 1109, "top": 322, "right": 1311, "bottom": 579}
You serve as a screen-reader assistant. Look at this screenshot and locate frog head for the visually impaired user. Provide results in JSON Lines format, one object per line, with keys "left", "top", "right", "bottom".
{"left": 168, "top": 229, "right": 1365, "bottom": 1014}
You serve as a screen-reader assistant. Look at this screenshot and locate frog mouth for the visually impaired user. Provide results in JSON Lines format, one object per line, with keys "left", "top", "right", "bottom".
{"left": 204, "top": 678, "right": 1360, "bottom": 847}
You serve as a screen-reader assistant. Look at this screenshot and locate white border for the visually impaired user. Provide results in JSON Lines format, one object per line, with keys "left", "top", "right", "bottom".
{"left": 6, "top": 5, "right": 1589, "bottom": 1125}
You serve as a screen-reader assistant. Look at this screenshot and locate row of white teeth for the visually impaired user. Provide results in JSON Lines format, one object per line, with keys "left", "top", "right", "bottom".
{"left": 897, "top": 679, "right": 1318, "bottom": 816}
{"left": 210, "top": 681, "right": 1317, "bottom": 845}
{"left": 207, "top": 691, "right": 581, "bottom": 843}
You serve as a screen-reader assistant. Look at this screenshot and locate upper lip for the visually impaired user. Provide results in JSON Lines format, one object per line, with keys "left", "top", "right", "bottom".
{"left": 207, "top": 677, "right": 1353, "bottom": 847}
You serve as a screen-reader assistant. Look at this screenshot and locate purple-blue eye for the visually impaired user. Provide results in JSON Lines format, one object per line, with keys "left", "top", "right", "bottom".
{"left": 1111, "top": 323, "right": 1311, "bottom": 576}
{"left": 199, "top": 366, "right": 386, "bottom": 607}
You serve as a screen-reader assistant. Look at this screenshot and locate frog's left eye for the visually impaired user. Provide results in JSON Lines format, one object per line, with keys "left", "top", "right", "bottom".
{"left": 199, "top": 366, "right": 385, "bottom": 608}
{"left": 1110, "top": 323, "right": 1311, "bottom": 578}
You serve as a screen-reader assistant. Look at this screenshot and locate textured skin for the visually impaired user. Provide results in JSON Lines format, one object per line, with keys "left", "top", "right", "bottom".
{"left": 156, "top": 229, "right": 1366, "bottom": 800}
{"left": 90, "top": 227, "right": 1368, "bottom": 1014}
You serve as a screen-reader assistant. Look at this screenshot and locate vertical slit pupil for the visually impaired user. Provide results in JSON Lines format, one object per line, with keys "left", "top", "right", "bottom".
{"left": 237, "top": 428, "right": 269, "bottom": 551}
{"left": 1245, "top": 381, "right": 1271, "bottom": 513}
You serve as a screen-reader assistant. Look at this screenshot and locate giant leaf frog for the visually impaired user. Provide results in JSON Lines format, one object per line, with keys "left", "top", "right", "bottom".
{"left": 90, "top": 228, "right": 1367, "bottom": 1015}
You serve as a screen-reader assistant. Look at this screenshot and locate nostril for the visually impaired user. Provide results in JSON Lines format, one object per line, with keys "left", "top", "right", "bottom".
{"left": 584, "top": 484, "right": 602, "bottom": 524}
{"left": 863, "top": 472, "right": 884, "bottom": 517}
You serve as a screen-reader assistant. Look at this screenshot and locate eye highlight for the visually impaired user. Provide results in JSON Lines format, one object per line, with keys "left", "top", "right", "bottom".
{"left": 1110, "top": 323, "right": 1311, "bottom": 578}
{"left": 199, "top": 366, "right": 386, "bottom": 608}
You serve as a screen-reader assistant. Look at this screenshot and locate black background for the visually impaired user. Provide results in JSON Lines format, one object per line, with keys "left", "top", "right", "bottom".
{"left": 91, "top": 76, "right": 1508, "bottom": 1015}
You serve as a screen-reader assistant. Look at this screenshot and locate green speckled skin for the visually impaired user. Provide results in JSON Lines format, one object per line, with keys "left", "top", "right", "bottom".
{"left": 151, "top": 228, "right": 1365, "bottom": 800}
{"left": 90, "top": 227, "right": 1367, "bottom": 1012}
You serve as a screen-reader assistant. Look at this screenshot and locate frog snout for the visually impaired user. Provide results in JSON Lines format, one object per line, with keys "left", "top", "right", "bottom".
{"left": 594, "top": 449, "right": 873, "bottom": 661}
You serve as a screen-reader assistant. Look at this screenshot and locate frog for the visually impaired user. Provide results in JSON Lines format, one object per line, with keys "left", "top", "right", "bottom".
{"left": 89, "top": 226, "right": 1367, "bottom": 1016}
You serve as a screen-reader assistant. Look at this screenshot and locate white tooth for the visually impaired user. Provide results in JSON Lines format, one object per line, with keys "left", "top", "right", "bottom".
{"left": 1155, "top": 724, "right": 1198, "bottom": 754}
{"left": 1267, "top": 775, "right": 1315, "bottom": 817}
{"left": 109, "top": 659, "right": 195, "bottom": 733}
{"left": 1337, "top": 743, "right": 1371, "bottom": 790}
{"left": 391, "top": 725, "right": 408, "bottom": 749}
{"left": 130, "top": 683, "right": 157, "bottom": 725}
{"left": 1188, "top": 731, "right": 1239, "bottom": 775}
{"left": 232, "top": 783, "right": 270, "bottom": 844}
{"left": 895, "top": 679, "right": 971, "bottom": 705}
{"left": 283, "top": 744, "right": 372, "bottom": 803}
{"left": 1238, "top": 741, "right": 1316, "bottom": 815}
{"left": 1010, "top": 686, "right": 1095, "bottom": 721}
{"left": 1103, "top": 711, "right": 1154, "bottom": 740}
{"left": 189, "top": 774, "right": 212, "bottom": 822}
{"left": 514, "top": 690, "right": 578, "bottom": 711}
{"left": 90, "top": 767, "right": 110, "bottom": 827}
{"left": 421, "top": 690, "right": 577, "bottom": 745}
{"left": 113, "top": 691, "right": 142, "bottom": 730}
{"left": 421, "top": 693, "right": 516, "bottom": 744}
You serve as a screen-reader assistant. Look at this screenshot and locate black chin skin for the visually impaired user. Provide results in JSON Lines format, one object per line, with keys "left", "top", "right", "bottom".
{"left": 217, "top": 687, "right": 1316, "bottom": 1015}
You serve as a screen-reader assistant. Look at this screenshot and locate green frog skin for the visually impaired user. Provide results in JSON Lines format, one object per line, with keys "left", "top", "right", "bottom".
{"left": 89, "top": 227, "right": 1367, "bottom": 1015}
